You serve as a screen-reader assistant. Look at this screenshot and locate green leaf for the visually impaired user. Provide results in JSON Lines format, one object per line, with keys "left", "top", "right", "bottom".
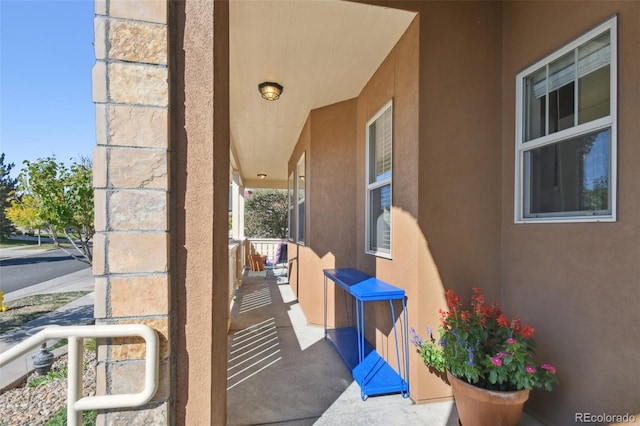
{"left": 489, "top": 368, "right": 497, "bottom": 384}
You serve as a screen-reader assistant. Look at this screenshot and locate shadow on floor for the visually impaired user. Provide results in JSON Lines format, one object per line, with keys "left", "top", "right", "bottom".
{"left": 227, "top": 268, "right": 354, "bottom": 425}
{"left": 226, "top": 269, "right": 547, "bottom": 426}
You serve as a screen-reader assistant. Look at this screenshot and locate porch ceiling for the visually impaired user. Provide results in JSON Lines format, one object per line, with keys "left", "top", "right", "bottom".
{"left": 230, "top": 0, "right": 416, "bottom": 189}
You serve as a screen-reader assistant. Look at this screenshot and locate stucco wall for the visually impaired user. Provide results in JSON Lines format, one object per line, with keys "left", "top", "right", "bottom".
{"left": 501, "top": 2, "right": 640, "bottom": 425}
{"left": 338, "top": 1, "right": 505, "bottom": 403}
{"left": 170, "top": 0, "right": 230, "bottom": 425}
{"left": 287, "top": 100, "right": 358, "bottom": 328}
{"left": 267, "top": 0, "right": 640, "bottom": 422}
{"left": 411, "top": 1, "right": 505, "bottom": 403}
{"left": 353, "top": 15, "right": 438, "bottom": 400}
{"left": 287, "top": 15, "right": 461, "bottom": 402}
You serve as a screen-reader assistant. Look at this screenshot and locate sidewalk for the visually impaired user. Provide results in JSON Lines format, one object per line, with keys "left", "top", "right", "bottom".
{"left": 0, "top": 265, "right": 95, "bottom": 392}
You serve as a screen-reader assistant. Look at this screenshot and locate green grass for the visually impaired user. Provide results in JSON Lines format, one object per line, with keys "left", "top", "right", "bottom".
{"left": 44, "top": 408, "right": 97, "bottom": 426}
{"left": 27, "top": 367, "right": 68, "bottom": 388}
{"left": 83, "top": 337, "right": 96, "bottom": 351}
{"left": 49, "top": 338, "right": 69, "bottom": 350}
{"left": 41, "top": 232, "right": 70, "bottom": 240}
{"left": 21, "top": 243, "right": 63, "bottom": 250}
{"left": 0, "top": 238, "right": 40, "bottom": 248}
{"left": 0, "top": 233, "right": 74, "bottom": 248}
{"left": 0, "top": 292, "right": 90, "bottom": 334}
{"left": 0, "top": 240, "right": 70, "bottom": 250}
{"left": 49, "top": 337, "right": 95, "bottom": 351}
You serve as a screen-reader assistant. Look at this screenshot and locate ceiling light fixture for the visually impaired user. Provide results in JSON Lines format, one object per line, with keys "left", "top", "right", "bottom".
{"left": 258, "top": 82, "right": 283, "bottom": 101}
{"left": 257, "top": 173, "right": 267, "bottom": 180}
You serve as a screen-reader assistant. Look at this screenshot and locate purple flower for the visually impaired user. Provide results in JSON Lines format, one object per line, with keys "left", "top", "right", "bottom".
{"left": 467, "top": 347, "right": 474, "bottom": 367}
{"left": 409, "top": 327, "right": 424, "bottom": 347}
{"left": 490, "top": 356, "right": 503, "bottom": 367}
{"left": 526, "top": 365, "right": 536, "bottom": 374}
{"left": 507, "top": 338, "right": 516, "bottom": 344}
{"left": 452, "top": 329, "right": 462, "bottom": 343}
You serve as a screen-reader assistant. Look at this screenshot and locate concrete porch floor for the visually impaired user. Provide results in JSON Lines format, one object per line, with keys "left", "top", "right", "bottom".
{"left": 226, "top": 268, "right": 545, "bottom": 426}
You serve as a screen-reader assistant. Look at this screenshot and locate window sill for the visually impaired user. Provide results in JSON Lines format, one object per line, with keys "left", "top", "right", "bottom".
{"left": 365, "top": 250, "right": 392, "bottom": 259}
{"left": 515, "top": 215, "right": 615, "bottom": 224}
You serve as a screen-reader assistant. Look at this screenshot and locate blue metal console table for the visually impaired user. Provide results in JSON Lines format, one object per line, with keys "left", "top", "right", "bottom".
{"left": 323, "top": 268, "right": 409, "bottom": 400}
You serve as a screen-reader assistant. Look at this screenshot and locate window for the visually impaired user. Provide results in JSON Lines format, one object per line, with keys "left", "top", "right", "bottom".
{"left": 515, "top": 17, "right": 616, "bottom": 222}
{"left": 288, "top": 172, "right": 294, "bottom": 241}
{"left": 296, "top": 153, "right": 306, "bottom": 245}
{"left": 366, "top": 100, "right": 392, "bottom": 257}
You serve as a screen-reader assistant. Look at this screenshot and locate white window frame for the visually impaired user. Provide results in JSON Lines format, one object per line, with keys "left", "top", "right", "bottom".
{"left": 296, "top": 153, "right": 306, "bottom": 245}
{"left": 287, "top": 171, "right": 294, "bottom": 241}
{"left": 365, "top": 100, "right": 393, "bottom": 258}
{"left": 514, "top": 17, "right": 617, "bottom": 223}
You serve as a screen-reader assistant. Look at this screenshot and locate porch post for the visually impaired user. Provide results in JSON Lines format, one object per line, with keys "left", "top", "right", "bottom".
{"left": 170, "top": 0, "right": 230, "bottom": 425}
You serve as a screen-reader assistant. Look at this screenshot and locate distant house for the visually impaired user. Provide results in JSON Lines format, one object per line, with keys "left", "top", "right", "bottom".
{"left": 93, "top": 1, "right": 639, "bottom": 425}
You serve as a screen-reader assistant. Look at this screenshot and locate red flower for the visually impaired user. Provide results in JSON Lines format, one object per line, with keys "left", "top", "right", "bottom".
{"left": 471, "top": 287, "right": 485, "bottom": 314}
{"left": 438, "top": 308, "right": 447, "bottom": 327}
{"left": 415, "top": 287, "right": 558, "bottom": 392}
{"left": 511, "top": 316, "right": 522, "bottom": 333}
{"left": 496, "top": 314, "right": 509, "bottom": 328}
{"left": 481, "top": 305, "right": 492, "bottom": 317}
{"left": 446, "top": 289, "right": 462, "bottom": 311}
{"left": 521, "top": 325, "right": 535, "bottom": 339}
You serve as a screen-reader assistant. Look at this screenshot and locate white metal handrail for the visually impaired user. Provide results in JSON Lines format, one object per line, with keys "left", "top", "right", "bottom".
{"left": 0, "top": 324, "right": 158, "bottom": 426}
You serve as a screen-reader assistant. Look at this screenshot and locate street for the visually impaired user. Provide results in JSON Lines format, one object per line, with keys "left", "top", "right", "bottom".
{"left": 0, "top": 248, "right": 90, "bottom": 294}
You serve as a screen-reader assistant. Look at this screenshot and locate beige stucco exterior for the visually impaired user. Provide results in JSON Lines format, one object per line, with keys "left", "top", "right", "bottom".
{"left": 169, "top": 1, "right": 230, "bottom": 424}
{"left": 94, "top": 1, "right": 639, "bottom": 425}
{"left": 500, "top": 2, "right": 640, "bottom": 423}
{"left": 287, "top": 2, "right": 502, "bottom": 406}
{"left": 286, "top": 1, "right": 639, "bottom": 424}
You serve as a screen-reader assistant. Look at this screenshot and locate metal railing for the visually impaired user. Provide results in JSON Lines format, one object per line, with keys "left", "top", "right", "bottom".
{"left": 0, "top": 324, "right": 158, "bottom": 426}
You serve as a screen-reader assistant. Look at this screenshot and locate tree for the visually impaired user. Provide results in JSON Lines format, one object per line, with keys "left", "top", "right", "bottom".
{"left": 7, "top": 156, "right": 94, "bottom": 264}
{"left": 582, "top": 176, "right": 608, "bottom": 211}
{"left": 6, "top": 194, "right": 46, "bottom": 244}
{"left": 0, "top": 154, "right": 18, "bottom": 241}
{"left": 244, "top": 189, "right": 288, "bottom": 238}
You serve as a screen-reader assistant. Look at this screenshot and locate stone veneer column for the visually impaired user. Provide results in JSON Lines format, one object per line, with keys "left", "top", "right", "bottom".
{"left": 92, "top": 0, "right": 170, "bottom": 424}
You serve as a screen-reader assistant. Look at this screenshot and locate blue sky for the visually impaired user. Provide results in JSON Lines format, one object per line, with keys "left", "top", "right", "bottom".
{"left": 1, "top": 0, "right": 95, "bottom": 177}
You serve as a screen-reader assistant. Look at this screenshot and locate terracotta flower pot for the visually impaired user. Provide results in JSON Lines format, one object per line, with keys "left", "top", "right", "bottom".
{"left": 447, "top": 371, "right": 530, "bottom": 426}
